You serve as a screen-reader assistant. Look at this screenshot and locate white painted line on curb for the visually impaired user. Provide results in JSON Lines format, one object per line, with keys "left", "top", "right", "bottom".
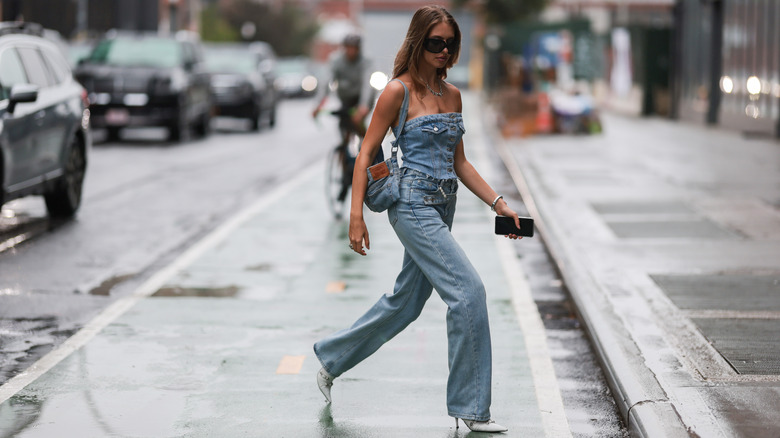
{"left": 0, "top": 162, "right": 320, "bottom": 405}
{"left": 494, "top": 235, "right": 573, "bottom": 438}
{"left": 465, "top": 94, "right": 571, "bottom": 438}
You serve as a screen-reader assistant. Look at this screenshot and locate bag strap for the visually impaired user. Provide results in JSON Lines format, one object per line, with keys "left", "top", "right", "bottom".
{"left": 390, "top": 79, "right": 409, "bottom": 157}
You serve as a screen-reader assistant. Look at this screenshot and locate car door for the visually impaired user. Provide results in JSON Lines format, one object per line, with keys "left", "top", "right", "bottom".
{"left": 16, "top": 44, "right": 65, "bottom": 180}
{"left": 182, "top": 41, "right": 210, "bottom": 119}
{"left": 0, "top": 46, "right": 37, "bottom": 189}
{"left": 37, "top": 44, "right": 79, "bottom": 178}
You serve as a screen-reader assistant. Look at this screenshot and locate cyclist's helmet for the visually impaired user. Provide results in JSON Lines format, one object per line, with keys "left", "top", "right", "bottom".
{"left": 343, "top": 33, "right": 361, "bottom": 47}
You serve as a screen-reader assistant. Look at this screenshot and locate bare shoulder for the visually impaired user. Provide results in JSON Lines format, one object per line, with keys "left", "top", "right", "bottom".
{"left": 444, "top": 81, "right": 462, "bottom": 111}
{"left": 444, "top": 80, "right": 461, "bottom": 95}
{"left": 376, "top": 78, "right": 406, "bottom": 108}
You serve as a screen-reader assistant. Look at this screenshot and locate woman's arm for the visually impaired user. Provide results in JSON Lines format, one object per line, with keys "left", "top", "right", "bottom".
{"left": 451, "top": 92, "right": 522, "bottom": 238}
{"left": 453, "top": 142, "right": 522, "bottom": 239}
{"left": 347, "top": 79, "right": 405, "bottom": 255}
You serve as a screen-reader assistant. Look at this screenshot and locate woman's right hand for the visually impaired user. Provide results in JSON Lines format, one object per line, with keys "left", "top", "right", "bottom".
{"left": 348, "top": 216, "right": 370, "bottom": 256}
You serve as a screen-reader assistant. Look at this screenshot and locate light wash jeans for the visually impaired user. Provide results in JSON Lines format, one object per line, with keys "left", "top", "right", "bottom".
{"left": 314, "top": 168, "right": 493, "bottom": 421}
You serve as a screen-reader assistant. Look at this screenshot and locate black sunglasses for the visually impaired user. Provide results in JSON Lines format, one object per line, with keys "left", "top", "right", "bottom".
{"left": 423, "top": 38, "right": 459, "bottom": 54}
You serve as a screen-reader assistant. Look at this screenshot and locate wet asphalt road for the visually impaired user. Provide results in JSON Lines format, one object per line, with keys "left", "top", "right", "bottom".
{"left": 0, "top": 96, "right": 627, "bottom": 436}
{"left": 0, "top": 99, "right": 328, "bottom": 387}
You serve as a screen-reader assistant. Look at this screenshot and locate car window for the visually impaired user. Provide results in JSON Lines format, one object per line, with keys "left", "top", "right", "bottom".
{"left": 204, "top": 50, "right": 256, "bottom": 74}
{"left": 40, "top": 46, "right": 72, "bottom": 85}
{"left": 181, "top": 42, "right": 199, "bottom": 67}
{"left": 0, "top": 48, "right": 29, "bottom": 100}
{"left": 87, "top": 38, "right": 182, "bottom": 68}
{"left": 17, "top": 46, "right": 53, "bottom": 88}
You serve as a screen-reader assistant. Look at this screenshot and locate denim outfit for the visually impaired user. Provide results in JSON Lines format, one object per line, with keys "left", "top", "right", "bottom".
{"left": 314, "top": 80, "right": 493, "bottom": 422}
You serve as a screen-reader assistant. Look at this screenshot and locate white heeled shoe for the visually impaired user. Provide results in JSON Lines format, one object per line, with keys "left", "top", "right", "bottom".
{"left": 316, "top": 368, "right": 334, "bottom": 403}
{"left": 455, "top": 417, "right": 508, "bottom": 433}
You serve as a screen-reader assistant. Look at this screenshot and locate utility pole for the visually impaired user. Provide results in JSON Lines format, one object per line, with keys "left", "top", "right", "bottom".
{"left": 76, "top": 0, "right": 88, "bottom": 39}
{"left": 169, "top": 0, "right": 179, "bottom": 33}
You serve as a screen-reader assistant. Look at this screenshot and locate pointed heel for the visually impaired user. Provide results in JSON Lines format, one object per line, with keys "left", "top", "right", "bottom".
{"left": 457, "top": 418, "right": 508, "bottom": 433}
{"left": 316, "top": 368, "right": 334, "bottom": 403}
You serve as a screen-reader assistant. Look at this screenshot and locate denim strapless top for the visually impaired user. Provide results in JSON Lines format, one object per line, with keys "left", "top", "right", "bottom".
{"left": 395, "top": 112, "right": 465, "bottom": 180}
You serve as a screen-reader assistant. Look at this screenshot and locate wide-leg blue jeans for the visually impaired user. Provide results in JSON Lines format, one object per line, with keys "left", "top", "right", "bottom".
{"left": 314, "top": 168, "right": 493, "bottom": 421}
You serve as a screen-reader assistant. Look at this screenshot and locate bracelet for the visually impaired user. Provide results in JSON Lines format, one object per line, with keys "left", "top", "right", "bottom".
{"left": 490, "top": 195, "right": 503, "bottom": 211}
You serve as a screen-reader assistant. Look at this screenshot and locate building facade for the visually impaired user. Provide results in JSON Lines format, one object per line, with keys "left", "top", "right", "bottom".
{"left": 1, "top": 0, "right": 200, "bottom": 39}
{"left": 677, "top": 0, "right": 779, "bottom": 137}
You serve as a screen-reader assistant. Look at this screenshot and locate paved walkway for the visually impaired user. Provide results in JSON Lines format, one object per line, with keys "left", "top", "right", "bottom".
{"left": 0, "top": 99, "right": 571, "bottom": 437}
{"left": 497, "top": 112, "right": 780, "bottom": 437}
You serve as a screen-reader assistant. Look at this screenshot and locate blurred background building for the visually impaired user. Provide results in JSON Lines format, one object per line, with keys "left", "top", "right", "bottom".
{"left": 0, "top": 0, "right": 200, "bottom": 36}
{"left": 1, "top": 0, "right": 776, "bottom": 138}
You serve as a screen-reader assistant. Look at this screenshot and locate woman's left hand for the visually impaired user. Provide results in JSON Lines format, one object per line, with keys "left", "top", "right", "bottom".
{"left": 494, "top": 200, "right": 523, "bottom": 240}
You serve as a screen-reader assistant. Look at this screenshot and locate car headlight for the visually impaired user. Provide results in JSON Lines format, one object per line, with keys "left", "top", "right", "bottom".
{"left": 170, "top": 70, "right": 188, "bottom": 91}
{"left": 370, "top": 71, "right": 388, "bottom": 91}
{"left": 157, "top": 70, "right": 188, "bottom": 93}
{"left": 301, "top": 75, "right": 318, "bottom": 92}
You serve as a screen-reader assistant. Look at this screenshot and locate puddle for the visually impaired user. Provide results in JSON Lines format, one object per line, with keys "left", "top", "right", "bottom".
{"left": 88, "top": 274, "right": 135, "bottom": 296}
{"left": 152, "top": 285, "right": 240, "bottom": 298}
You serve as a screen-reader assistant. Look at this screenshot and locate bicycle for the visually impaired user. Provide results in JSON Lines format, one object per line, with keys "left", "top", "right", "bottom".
{"left": 324, "top": 108, "right": 364, "bottom": 219}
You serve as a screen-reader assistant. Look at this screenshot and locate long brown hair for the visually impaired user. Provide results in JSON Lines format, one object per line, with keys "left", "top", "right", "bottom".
{"left": 392, "top": 5, "right": 461, "bottom": 97}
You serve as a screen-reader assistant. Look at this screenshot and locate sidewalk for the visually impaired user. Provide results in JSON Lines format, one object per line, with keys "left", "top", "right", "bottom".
{"left": 0, "top": 102, "right": 570, "bottom": 437}
{"left": 496, "top": 112, "right": 780, "bottom": 437}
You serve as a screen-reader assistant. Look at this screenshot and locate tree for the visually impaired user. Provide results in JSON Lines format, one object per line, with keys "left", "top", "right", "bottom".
{"left": 200, "top": 4, "right": 239, "bottom": 42}
{"left": 453, "top": 0, "right": 548, "bottom": 24}
{"left": 219, "top": 1, "right": 319, "bottom": 57}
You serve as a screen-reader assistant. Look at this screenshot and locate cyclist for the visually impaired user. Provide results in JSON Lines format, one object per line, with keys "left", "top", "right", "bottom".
{"left": 312, "top": 33, "right": 381, "bottom": 203}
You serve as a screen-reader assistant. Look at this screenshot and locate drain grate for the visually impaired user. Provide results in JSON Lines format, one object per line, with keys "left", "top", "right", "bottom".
{"left": 605, "top": 220, "right": 736, "bottom": 239}
{"left": 692, "top": 318, "right": 780, "bottom": 375}
{"left": 592, "top": 201, "right": 694, "bottom": 215}
{"left": 651, "top": 274, "right": 780, "bottom": 312}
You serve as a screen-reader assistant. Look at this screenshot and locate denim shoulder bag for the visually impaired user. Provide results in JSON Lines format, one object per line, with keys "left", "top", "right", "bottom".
{"left": 364, "top": 79, "right": 409, "bottom": 213}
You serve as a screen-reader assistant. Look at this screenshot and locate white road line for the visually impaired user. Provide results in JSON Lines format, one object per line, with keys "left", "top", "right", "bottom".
{"left": 495, "top": 236, "right": 573, "bottom": 438}
{"left": 0, "top": 162, "right": 319, "bottom": 404}
{"left": 465, "top": 95, "right": 571, "bottom": 438}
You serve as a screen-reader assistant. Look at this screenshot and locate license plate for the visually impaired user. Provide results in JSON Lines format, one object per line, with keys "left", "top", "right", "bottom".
{"left": 105, "top": 108, "right": 129, "bottom": 125}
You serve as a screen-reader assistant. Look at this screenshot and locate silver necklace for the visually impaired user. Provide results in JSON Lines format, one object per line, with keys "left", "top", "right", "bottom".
{"left": 425, "top": 80, "right": 444, "bottom": 97}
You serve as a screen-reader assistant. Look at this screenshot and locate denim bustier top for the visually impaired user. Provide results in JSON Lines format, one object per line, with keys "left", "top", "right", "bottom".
{"left": 388, "top": 80, "right": 465, "bottom": 181}
{"left": 398, "top": 113, "right": 464, "bottom": 180}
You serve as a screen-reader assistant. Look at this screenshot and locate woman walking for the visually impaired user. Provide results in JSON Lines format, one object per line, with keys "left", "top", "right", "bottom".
{"left": 313, "top": 5, "right": 522, "bottom": 433}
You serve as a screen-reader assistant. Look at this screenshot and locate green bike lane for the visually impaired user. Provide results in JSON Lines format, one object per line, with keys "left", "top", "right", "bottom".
{"left": 0, "top": 108, "right": 570, "bottom": 438}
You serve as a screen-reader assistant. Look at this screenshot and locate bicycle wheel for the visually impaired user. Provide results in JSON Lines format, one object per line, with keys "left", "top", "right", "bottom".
{"left": 325, "top": 146, "right": 348, "bottom": 219}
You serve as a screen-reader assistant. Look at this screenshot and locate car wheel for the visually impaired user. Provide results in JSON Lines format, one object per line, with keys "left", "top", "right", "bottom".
{"left": 168, "top": 109, "right": 188, "bottom": 142}
{"left": 44, "top": 136, "right": 86, "bottom": 218}
{"left": 194, "top": 112, "right": 211, "bottom": 138}
{"left": 106, "top": 127, "right": 121, "bottom": 142}
{"left": 269, "top": 105, "right": 277, "bottom": 128}
{"left": 249, "top": 105, "right": 261, "bottom": 132}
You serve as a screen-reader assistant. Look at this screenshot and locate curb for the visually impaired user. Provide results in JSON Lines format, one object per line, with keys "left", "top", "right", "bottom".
{"left": 490, "top": 125, "right": 691, "bottom": 438}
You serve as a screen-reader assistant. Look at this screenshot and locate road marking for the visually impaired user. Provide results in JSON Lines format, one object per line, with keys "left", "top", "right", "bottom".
{"left": 325, "top": 281, "right": 346, "bottom": 293}
{"left": 276, "top": 355, "right": 306, "bottom": 374}
{"left": 495, "top": 236, "right": 572, "bottom": 438}
{"left": 0, "top": 162, "right": 320, "bottom": 405}
{"left": 465, "top": 95, "right": 572, "bottom": 438}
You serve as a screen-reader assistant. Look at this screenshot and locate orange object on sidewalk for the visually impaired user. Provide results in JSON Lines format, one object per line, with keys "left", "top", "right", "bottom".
{"left": 535, "top": 92, "right": 553, "bottom": 133}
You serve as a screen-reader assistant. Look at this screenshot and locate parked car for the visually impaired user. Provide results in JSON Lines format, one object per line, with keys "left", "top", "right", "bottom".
{"left": 275, "top": 57, "right": 319, "bottom": 98}
{"left": 203, "top": 42, "right": 278, "bottom": 131}
{"left": 74, "top": 31, "right": 212, "bottom": 142}
{"left": 0, "top": 22, "right": 90, "bottom": 218}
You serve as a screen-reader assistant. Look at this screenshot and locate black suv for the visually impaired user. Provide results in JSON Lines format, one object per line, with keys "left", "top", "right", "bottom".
{"left": 0, "top": 22, "right": 90, "bottom": 218}
{"left": 203, "top": 42, "right": 278, "bottom": 131}
{"left": 74, "top": 31, "right": 212, "bottom": 142}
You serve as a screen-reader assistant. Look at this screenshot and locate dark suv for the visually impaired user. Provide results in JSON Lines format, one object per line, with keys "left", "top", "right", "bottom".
{"left": 74, "top": 31, "right": 212, "bottom": 142}
{"left": 203, "top": 42, "right": 278, "bottom": 131}
{"left": 0, "top": 22, "right": 90, "bottom": 218}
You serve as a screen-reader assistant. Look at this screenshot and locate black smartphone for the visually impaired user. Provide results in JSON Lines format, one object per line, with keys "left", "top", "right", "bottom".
{"left": 495, "top": 215, "right": 534, "bottom": 237}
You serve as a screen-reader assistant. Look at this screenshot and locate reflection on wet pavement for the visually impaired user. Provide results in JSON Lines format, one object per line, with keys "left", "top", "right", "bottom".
{"left": 153, "top": 285, "right": 241, "bottom": 298}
